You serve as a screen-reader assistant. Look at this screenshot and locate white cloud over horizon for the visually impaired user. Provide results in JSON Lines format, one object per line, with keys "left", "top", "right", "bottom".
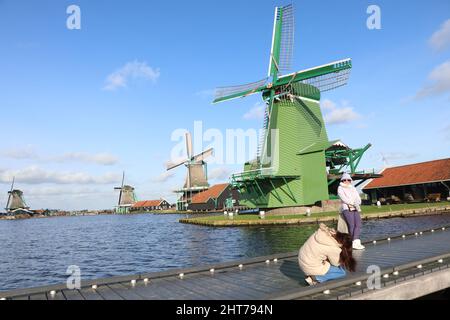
{"left": 429, "top": 19, "right": 450, "bottom": 52}
{"left": 321, "top": 99, "right": 361, "bottom": 125}
{"left": 1, "top": 148, "right": 119, "bottom": 166}
{"left": 0, "top": 166, "right": 122, "bottom": 185}
{"left": 416, "top": 60, "right": 450, "bottom": 99}
{"left": 208, "top": 166, "right": 231, "bottom": 181}
{"left": 152, "top": 171, "right": 176, "bottom": 183}
{"left": 243, "top": 103, "right": 266, "bottom": 120}
{"left": 103, "top": 60, "right": 160, "bottom": 91}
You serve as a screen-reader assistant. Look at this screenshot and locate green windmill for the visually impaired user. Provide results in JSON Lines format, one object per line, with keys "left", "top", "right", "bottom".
{"left": 213, "top": 4, "right": 375, "bottom": 209}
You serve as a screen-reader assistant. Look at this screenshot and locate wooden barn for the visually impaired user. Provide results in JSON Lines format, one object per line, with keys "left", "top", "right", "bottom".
{"left": 363, "top": 158, "right": 450, "bottom": 204}
{"left": 188, "top": 183, "right": 239, "bottom": 212}
{"left": 131, "top": 199, "right": 171, "bottom": 212}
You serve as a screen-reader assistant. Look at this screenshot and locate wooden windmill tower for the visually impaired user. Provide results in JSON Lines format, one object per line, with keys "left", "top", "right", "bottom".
{"left": 166, "top": 132, "right": 213, "bottom": 210}
{"left": 5, "top": 177, "right": 31, "bottom": 214}
{"left": 213, "top": 4, "right": 375, "bottom": 209}
{"left": 114, "top": 172, "right": 137, "bottom": 214}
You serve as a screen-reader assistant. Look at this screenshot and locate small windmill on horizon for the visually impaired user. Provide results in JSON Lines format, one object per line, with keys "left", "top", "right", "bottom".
{"left": 166, "top": 132, "right": 214, "bottom": 210}
{"left": 114, "top": 172, "right": 137, "bottom": 214}
{"left": 4, "top": 177, "right": 32, "bottom": 215}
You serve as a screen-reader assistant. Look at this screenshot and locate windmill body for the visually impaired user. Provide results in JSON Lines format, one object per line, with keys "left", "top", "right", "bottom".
{"left": 214, "top": 4, "right": 377, "bottom": 209}
{"left": 4, "top": 177, "right": 32, "bottom": 215}
{"left": 167, "top": 132, "right": 213, "bottom": 210}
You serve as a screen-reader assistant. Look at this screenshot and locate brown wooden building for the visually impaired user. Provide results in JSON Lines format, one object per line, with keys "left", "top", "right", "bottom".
{"left": 131, "top": 199, "right": 171, "bottom": 212}
{"left": 188, "top": 183, "right": 239, "bottom": 212}
{"left": 363, "top": 158, "right": 450, "bottom": 204}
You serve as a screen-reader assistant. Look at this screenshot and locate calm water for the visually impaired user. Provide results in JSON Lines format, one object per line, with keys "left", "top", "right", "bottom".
{"left": 1, "top": 213, "right": 450, "bottom": 291}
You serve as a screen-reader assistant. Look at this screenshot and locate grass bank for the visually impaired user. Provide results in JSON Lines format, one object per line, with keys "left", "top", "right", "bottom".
{"left": 179, "top": 202, "right": 450, "bottom": 227}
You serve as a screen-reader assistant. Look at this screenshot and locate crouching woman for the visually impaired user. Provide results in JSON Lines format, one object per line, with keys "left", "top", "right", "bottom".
{"left": 298, "top": 223, "right": 356, "bottom": 285}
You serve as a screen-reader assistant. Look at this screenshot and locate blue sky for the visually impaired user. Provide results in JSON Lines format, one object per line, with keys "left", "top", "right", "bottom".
{"left": 0, "top": 0, "right": 449, "bottom": 210}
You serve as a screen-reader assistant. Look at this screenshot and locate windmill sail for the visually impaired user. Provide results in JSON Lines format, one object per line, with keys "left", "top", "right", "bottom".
{"left": 5, "top": 177, "right": 14, "bottom": 211}
{"left": 278, "top": 4, "right": 294, "bottom": 74}
{"left": 213, "top": 78, "right": 267, "bottom": 103}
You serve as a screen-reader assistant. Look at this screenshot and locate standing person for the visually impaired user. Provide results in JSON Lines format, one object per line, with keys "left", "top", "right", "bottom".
{"left": 298, "top": 223, "right": 356, "bottom": 285}
{"left": 338, "top": 173, "right": 365, "bottom": 250}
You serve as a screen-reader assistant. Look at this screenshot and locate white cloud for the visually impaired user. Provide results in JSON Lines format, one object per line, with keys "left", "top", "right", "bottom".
{"left": 208, "top": 167, "right": 231, "bottom": 181}
{"left": 416, "top": 60, "right": 450, "bottom": 99}
{"left": 243, "top": 103, "right": 266, "bottom": 120}
{"left": 152, "top": 171, "right": 175, "bottom": 183}
{"left": 52, "top": 152, "right": 119, "bottom": 166}
{"left": 103, "top": 61, "right": 160, "bottom": 91}
{"left": 0, "top": 166, "right": 122, "bottom": 185}
{"left": 321, "top": 99, "right": 361, "bottom": 125}
{"left": 381, "top": 152, "right": 418, "bottom": 162}
{"left": 429, "top": 19, "right": 450, "bottom": 52}
{"left": 1, "top": 148, "right": 119, "bottom": 166}
{"left": 195, "top": 89, "right": 215, "bottom": 99}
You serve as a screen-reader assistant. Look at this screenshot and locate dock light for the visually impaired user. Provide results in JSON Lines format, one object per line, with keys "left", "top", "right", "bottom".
{"left": 373, "top": 240, "right": 377, "bottom": 244}
{"left": 259, "top": 211, "right": 266, "bottom": 219}
{"left": 224, "top": 211, "right": 227, "bottom": 216}
{"left": 273, "top": 258, "right": 278, "bottom": 263}
{"left": 238, "top": 264, "right": 243, "bottom": 269}
{"left": 131, "top": 280, "right": 136, "bottom": 286}
{"left": 431, "top": 229, "right": 435, "bottom": 233}
{"left": 210, "top": 268, "right": 215, "bottom": 274}
{"left": 442, "top": 227, "right": 446, "bottom": 231}
{"left": 393, "top": 271, "right": 399, "bottom": 276}
{"left": 0, "top": 298, "right": 5, "bottom": 300}
{"left": 265, "top": 260, "right": 270, "bottom": 264}
{"left": 417, "top": 265, "right": 423, "bottom": 269}
{"left": 420, "top": 232, "right": 423, "bottom": 235}
{"left": 179, "top": 273, "right": 184, "bottom": 279}
{"left": 323, "top": 290, "right": 331, "bottom": 295}
{"left": 49, "top": 290, "right": 56, "bottom": 296}
{"left": 387, "top": 238, "right": 391, "bottom": 241}
{"left": 402, "top": 235, "right": 406, "bottom": 238}
{"left": 355, "top": 281, "right": 362, "bottom": 286}
{"left": 383, "top": 274, "right": 389, "bottom": 279}
{"left": 143, "top": 278, "right": 149, "bottom": 283}
{"left": 438, "top": 259, "right": 443, "bottom": 263}
{"left": 92, "top": 285, "right": 98, "bottom": 290}
{"left": 415, "top": 232, "right": 418, "bottom": 236}
{"left": 306, "top": 208, "right": 311, "bottom": 217}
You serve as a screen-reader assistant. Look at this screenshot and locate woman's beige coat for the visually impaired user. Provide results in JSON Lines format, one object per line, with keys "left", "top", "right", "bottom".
{"left": 298, "top": 224, "right": 342, "bottom": 276}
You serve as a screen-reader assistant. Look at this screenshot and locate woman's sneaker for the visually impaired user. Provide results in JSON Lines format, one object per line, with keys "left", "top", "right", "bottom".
{"left": 305, "top": 276, "right": 318, "bottom": 286}
{"left": 352, "top": 239, "right": 365, "bottom": 250}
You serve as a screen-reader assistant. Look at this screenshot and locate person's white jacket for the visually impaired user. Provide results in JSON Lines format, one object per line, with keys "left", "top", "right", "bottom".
{"left": 338, "top": 182, "right": 362, "bottom": 213}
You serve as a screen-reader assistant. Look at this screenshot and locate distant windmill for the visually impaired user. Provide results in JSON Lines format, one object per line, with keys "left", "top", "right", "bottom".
{"left": 380, "top": 152, "right": 390, "bottom": 169}
{"left": 166, "top": 132, "right": 213, "bottom": 210}
{"left": 5, "top": 177, "right": 30, "bottom": 214}
{"left": 114, "top": 172, "right": 137, "bottom": 214}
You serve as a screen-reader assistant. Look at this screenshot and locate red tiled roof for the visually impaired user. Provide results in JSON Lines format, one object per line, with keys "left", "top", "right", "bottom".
{"left": 132, "top": 200, "right": 164, "bottom": 208}
{"left": 364, "top": 158, "right": 450, "bottom": 190}
{"left": 191, "top": 184, "right": 229, "bottom": 204}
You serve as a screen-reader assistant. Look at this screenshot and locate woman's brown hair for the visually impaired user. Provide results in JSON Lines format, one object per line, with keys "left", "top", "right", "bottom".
{"left": 334, "top": 232, "right": 357, "bottom": 272}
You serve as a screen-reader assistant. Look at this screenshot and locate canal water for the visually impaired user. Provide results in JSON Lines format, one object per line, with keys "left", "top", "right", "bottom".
{"left": 1, "top": 213, "right": 450, "bottom": 291}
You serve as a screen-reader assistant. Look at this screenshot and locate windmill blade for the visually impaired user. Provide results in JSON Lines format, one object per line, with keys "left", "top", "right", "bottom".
{"left": 193, "top": 148, "right": 214, "bottom": 162}
{"left": 166, "top": 158, "right": 188, "bottom": 171}
{"left": 213, "top": 78, "right": 268, "bottom": 104}
{"left": 278, "top": 4, "right": 294, "bottom": 74}
{"left": 185, "top": 132, "right": 193, "bottom": 159}
{"left": 277, "top": 58, "right": 352, "bottom": 92}
{"left": 293, "top": 96, "right": 323, "bottom": 136}
{"left": 5, "top": 177, "right": 15, "bottom": 211}
{"left": 118, "top": 172, "right": 125, "bottom": 206}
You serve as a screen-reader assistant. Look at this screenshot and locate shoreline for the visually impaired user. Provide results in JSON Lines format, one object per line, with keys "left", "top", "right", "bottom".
{"left": 179, "top": 205, "right": 450, "bottom": 227}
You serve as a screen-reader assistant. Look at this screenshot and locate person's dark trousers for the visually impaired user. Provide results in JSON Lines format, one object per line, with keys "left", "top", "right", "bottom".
{"left": 342, "top": 210, "right": 362, "bottom": 240}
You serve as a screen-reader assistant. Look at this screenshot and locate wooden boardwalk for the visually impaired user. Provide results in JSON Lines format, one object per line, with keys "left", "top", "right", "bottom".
{"left": 1, "top": 226, "right": 449, "bottom": 300}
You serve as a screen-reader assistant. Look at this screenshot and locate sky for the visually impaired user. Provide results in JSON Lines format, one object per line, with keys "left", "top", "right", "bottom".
{"left": 0, "top": 0, "right": 449, "bottom": 210}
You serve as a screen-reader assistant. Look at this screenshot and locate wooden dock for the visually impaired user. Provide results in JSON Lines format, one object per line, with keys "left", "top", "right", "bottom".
{"left": 1, "top": 226, "right": 449, "bottom": 300}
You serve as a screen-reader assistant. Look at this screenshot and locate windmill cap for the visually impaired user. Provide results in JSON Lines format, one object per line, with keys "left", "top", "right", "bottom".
{"left": 341, "top": 173, "right": 353, "bottom": 181}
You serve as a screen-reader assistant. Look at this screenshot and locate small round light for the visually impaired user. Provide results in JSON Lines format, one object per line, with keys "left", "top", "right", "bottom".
{"left": 387, "top": 238, "right": 391, "bottom": 241}
{"left": 0, "top": 298, "right": 6, "bottom": 301}
{"left": 265, "top": 260, "right": 270, "bottom": 264}
{"left": 323, "top": 289, "right": 331, "bottom": 295}
{"left": 355, "top": 281, "right": 362, "bottom": 286}
{"left": 417, "top": 265, "right": 423, "bottom": 269}
{"left": 143, "top": 278, "right": 149, "bottom": 283}
{"left": 92, "top": 285, "right": 98, "bottom": 290}
{"left": 273, "top": 258, "right": 278, "bottom": 263}
{"left": 383, "top": 274, "right": 389, "bottom": 278}
{"left": 373, "top": 240, "right": 377, "bottom": 244}
{"left": 210, "top": 268, "right": 215, "bottom": 273}
{"left": 420, "top": 232, "right": 423, "bottom": 235}
{"left": 49, "top": 290, "right": 56, "bottom": 296}
{"left": 402, "top": 235, "right": 406, "bottom": 238}
{"left": 438, "top": 259, "right": 443, "bottom": 263}
{"left": 415, "top": 232, "right": 418, "bottom": 236}
{"left": 431, "top": 229, "right": 435, "bottom": 233}
{"left": 179, "top": 273, "right": 184, "bottom": 279}
{"left": 442, "top": 227, "right": 446, "bottom": 231}
{"left": 131, "top": 279, "right": 136, "bottom": 285}
{"left": 393, "top": 271, "right": 399, "bottom": 276}
{"left": 238, "top": 264, "right": 243, "bottom": 269}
